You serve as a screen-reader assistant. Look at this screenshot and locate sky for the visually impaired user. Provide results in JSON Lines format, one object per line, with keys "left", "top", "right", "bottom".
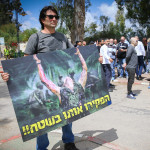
{"left": 17, "top": 0, "right": 130, "bottom": 31}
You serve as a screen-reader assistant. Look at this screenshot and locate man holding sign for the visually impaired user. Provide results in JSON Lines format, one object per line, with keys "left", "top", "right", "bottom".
{"left": 1, "top": 5, "right": 79, "bottom": 150}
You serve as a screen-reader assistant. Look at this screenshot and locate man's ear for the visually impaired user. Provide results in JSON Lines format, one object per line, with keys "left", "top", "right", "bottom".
{"left": 41, "top": 18, "right": 45, "bottom": 24}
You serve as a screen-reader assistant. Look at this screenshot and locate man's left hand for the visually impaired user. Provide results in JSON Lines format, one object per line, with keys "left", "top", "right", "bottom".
{"left": 122, "top": 63, "right": 126, "bottom": 68}
{"left": 0, "top": 66, "right": 3, "bottom": 73}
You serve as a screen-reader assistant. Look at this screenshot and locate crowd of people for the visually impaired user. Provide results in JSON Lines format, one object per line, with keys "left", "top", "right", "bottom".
{"left": 96, "top": 36, "right": 150, "bottom": 98}
{"left": 74, "top": 36, "right": 150, "bottom": 98}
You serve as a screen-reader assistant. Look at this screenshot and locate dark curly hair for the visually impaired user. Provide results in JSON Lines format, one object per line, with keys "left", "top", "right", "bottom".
{"left": 39, "top": 6, "right": 58, "bottom": 29}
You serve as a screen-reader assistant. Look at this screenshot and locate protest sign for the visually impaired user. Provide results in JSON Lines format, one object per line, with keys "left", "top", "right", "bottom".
{"left": 2, "top": 45, "right": 111, "bottom": 142}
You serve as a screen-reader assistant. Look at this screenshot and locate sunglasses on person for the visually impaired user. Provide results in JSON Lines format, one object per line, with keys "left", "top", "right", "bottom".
{"left": 46, "top": 15, "right": 59, "bottom": 20}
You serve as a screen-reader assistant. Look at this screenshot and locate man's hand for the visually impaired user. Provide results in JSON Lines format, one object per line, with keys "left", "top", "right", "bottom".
{"left": 33, "top": 54, "right": 41, "bottom": 63}
{"left": 75, "top": 48, "right": 80, "bottom": 55}
{"left": 109, "top": 58, "right": 113, "bottom": 63}
{"left": 0, "top": 66, "right": 10, "bottom": 82}
{"left": 122, "top": 63, "right": 126, "bottom": 68}
{"left": 98, "top": 56, "right": 103, "bottom": 64}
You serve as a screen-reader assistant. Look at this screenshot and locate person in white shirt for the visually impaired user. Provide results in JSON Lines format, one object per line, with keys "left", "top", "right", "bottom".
{"left": 135, "top": 36, "right": 145, "bottom": 80}
{"left": 100, "top": 39, "right": 113, "bottom": 92}
{"left": 108, "top": 39, "right": 116, "bottom": 81}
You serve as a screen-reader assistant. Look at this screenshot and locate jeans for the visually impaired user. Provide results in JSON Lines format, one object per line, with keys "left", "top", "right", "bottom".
{"left": 102, "top": 64, "right": 112, "bottom": 89}
{"left": 118, "top": 58, "right": 128, "bottom": 77}
{"left": 136, "top": 55, "right": 144, "bottom": 76}
{"left": 36, "top": 123, "right": 74, "bottom": 150}
{"left": 110, "top": 58, "right": 116, "bottom": 79}
{"left": 146, "top": 59, "right": 150, "bottom": 73}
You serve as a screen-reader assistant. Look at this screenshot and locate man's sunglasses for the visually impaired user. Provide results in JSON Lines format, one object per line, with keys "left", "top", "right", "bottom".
{"left": 46, "top": 15, "right": 59, "bottom": 20}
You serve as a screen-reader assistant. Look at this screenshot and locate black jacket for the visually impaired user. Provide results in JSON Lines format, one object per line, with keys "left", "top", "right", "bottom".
{"left": 117, "top": 42, "right": 128, "bottom": 59}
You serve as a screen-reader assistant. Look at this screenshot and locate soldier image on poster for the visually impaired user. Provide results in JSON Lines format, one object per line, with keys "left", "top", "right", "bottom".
{"left": 28, "top": 82, "right": 49, "bottom": 117}
{"left": 33, "top": 48, "right": 87, "bottom": 110}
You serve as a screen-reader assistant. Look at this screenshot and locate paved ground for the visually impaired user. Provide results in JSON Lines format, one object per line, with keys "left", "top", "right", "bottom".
{"left": 0, "top": 58, "right": 150, "bottom": 150}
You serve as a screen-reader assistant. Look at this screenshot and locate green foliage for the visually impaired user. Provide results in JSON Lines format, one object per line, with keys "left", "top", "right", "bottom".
{"left": 85, "top": 23, "right": 98, "bottom": 36}
{"left": 0, "top": 23, "right": 17, "bottom": 46}
{"left": 99, "top": 16, "right": 109, "bottom": 31}
{"left": 116, "top": 0, "right": 150, "bottom": 36}
{"left": 115, "top": 9, "right": 125, "bottom": 35}
{"left": 0, "top": 23, "right": 36, "bottom": 46}
{"left": 20, "top": 28, "right": 38, "bottom": 42}
{"left": 84, "top": 9, "right": 133, "bottom": 42}
{"left": 0, "top": 0, "right": 13, "bottom": 25}
{"left": 56, "top": 27, "right": 69, "bottom": 35}
{"left": 116, "top": 0, "right": 150, "bottom": 27}
{"left": 0, "top": 0, "right": 26, "bottom": 26}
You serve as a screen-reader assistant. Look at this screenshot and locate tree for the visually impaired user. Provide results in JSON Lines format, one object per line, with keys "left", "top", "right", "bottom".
{"left": 107, "top": 22, "right": 116, "bottom": 38}
{"left": 85, "top": 23, "right": 97, "bottom": 36}
{"left": 0, "top": 0, "right": 26, "bottom": 26}
{"left": 99, "top": 16, "right": 109, "bottom": 31}
{"left": 56, "top": 27, "right": 69, "bottom": 35}
{"left": 115, "top": 0, "right": 150, "bottom": 27}
{"left": 0, "top": 23, "right": 17, "bottom": 46}
{"left": 115, "top": 9, "right": 126, "bottom": 37}
{"left": 51, "top": 0, "right": 91, "bottom": 43}
{"left": 20, "top": 28, "right": 38, "bottom": 42}
{"left": 0, "top": 0, "right": 13, "bottom": 25}
{"left": 73, "top": 0, "right": 85, "bottom": 42}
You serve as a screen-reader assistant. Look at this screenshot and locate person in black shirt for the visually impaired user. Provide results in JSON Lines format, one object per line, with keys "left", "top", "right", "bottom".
{"left": 117, "top": 36, "right": 128, "bottom": 78}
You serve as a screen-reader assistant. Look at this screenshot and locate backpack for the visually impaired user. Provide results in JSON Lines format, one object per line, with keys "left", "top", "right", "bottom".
{"left": 33, "top": 32, "right": 39, "bottom": 54}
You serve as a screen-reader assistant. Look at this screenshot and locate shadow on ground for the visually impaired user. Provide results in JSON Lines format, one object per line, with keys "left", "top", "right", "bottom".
{"left": 0, "top": 118, "right": 13, "bottom": 125}
{"left": 132, "top": 89, "right": 142, "bottom": 95}
{"left": 51, "top": 128, "right": 118, "bottom": 150}
{"left": 145, "top": 78, "right": 150, "bottom": 81}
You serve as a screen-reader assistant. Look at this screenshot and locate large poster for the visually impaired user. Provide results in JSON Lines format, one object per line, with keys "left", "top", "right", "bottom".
{"left": 2, "top": 45, "right": 111, "bottom": 142}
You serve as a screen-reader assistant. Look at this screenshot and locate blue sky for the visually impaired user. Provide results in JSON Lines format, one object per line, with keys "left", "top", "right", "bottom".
{"left": 18, "top": 0, "right": 124, "bottom": 31}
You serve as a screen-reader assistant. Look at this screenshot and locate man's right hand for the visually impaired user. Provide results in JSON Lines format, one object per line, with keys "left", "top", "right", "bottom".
{"left": 0, "top": 66, "right": 10, "bottom": 82}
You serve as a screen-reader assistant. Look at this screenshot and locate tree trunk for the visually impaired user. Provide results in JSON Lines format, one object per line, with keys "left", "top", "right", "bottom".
{"left": 70, "top": 0, "right": 85, "bottom": 44}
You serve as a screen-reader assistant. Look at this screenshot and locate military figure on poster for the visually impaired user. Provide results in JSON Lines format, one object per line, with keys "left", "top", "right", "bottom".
{"left": 33, "top": 48, "right": 87, "bottom": 110}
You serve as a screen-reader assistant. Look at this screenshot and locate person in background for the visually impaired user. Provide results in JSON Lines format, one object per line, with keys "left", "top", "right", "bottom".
{"left": 100, "top": 39, "right": 113, "bottom": 92}
{"left": 89, "top": 41, "right": 94, "bottom": 45}
{"left": 75, "top": 41, "right": 82, "bottom": 47}
{"left": 135, "top": 36, "right": 145, "bottom": 80}
{"left": 101, "top": 39, "right": 105, "bottom": 46}
{"left": 117, "top": 36, "right": 128, "bottom": 78}
{"left": 96, "top": 40, "right": 101, "bottom": 53}
{"left": 4, "top": 46, "right": 10, "bottom": 60}
{"left": 114, "top": 39, "right": 119, "bottom": 76}
{"left": 142, "top": 37, "right": 148, "bottom": 73}
{"left": 146, "top": 38, "right": 150, "bottom": 74}
{"left": 108, "top": 38, "right": 116, "bottom": 81}
{"left": 124, "top": 37, "right": 138, "bottom": 99}
{"left": 82, "top": 41, "right": 86, "bottom": 46}
{"left": 0, "top": 48, "right": 3, "bottom": 59}
{"left": 125, "top": 38, "right": 130, "bottom": 46}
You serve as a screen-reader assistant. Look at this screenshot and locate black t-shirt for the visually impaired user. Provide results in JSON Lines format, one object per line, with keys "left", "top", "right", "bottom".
{"left": 117, "top": 42, "right": 128, "bottom": 59}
